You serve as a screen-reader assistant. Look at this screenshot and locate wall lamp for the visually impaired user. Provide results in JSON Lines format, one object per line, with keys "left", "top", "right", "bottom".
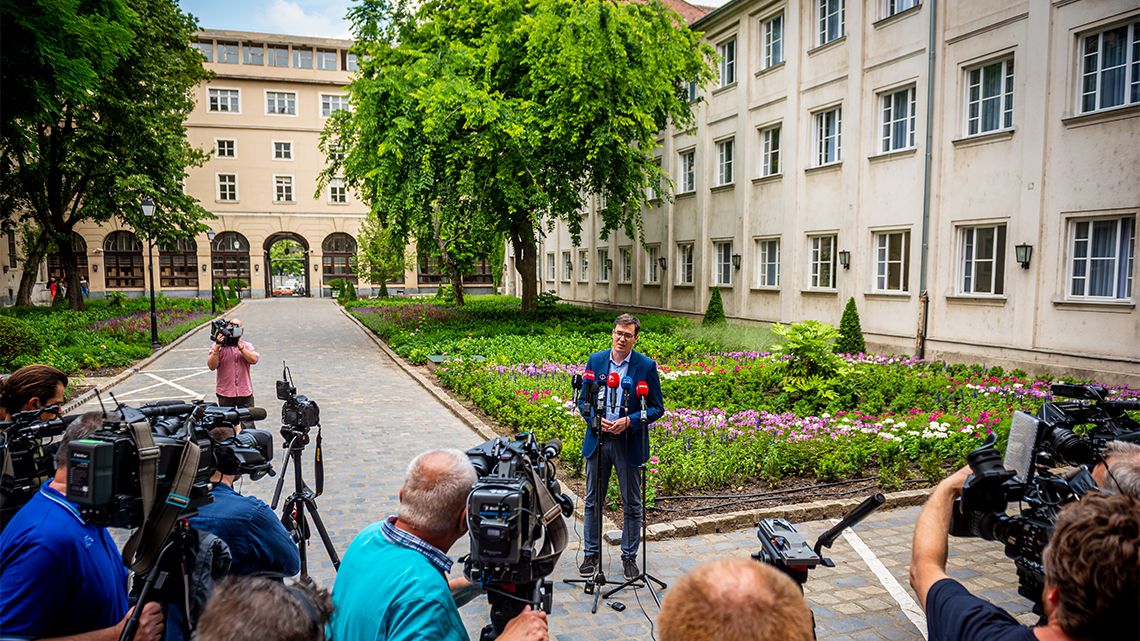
{"left": 202, "top": 264, "right": 208, "bottom": 272}
{"left": 92, "top": 264, "right": 99, "bottom": 273}
{"left": 254, "top": 263, "right": 259, "bottom": 272}
{"left": 838, "top": 250, "right": 851, "bottom": 270}
{"left": 658, "top": 257, "right": 667, "bottom": 271}
{"left": 731, "top": 253, "right": 741, "bottom": 270}
{"left": 1014, "top": 243, "right": 1033, "bottom": 269}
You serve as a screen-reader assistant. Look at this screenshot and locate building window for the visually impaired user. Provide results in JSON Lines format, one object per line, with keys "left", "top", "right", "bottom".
{"left": 713, "top": 241, "right": 733, "bottom": 286}
{"left": 546, "top": 253, "right": 555, "bottom": 281}
{"left": 959, "top": 224, "right": 1006, "bottom": 295}
{"left": 966, "top": 57, "right": 1014, "bottom": 135}
{"left": 809, "top": 235, "right": 837, "bottom": 289}
{"left": 273, "top": 141, "right": 293, "bottom": 160}
{"left": 760, "top": 125, "right": 781, "bottom": 177}
{"left": 293, "top": 47, "right": 313, "bottom": 69}
{"left": 216, "top": 174, "right": 237, "bottom": 201}
{"left": 268, "top": 45, "right": 288, "bottom": 67}
{"left": 649, "top": 159, "right": 662, "bottom": 200}
{"left": 1068, "top": 215, "right": 1135, "bottom": 300}
{"left": 762, "top": 14, "right": 784, "bottom": 69}
{"left": 267, "top": 91, "right": 296, "bottom": 115}
{"left": 619, "top": 247, "right": 632, "bottom": 283}
{"left": 211, "top": 232, "right": 251, "bottom": 284}
{"left": 874, "top": 230, "right": 911, "bottom": 292}
{"left": 680, "top": 150, "right": 695, "bottom": 193}
{"left": 646, "top": 245, "right": 661, "bottom": 284}
{"left": 756, "top": 238, "right": 780, "bottom": 287}
{"left": 323, "top": 233, "right": 358, "bottom": 284}
{"left": 216, "top": 139, "right": 235, "bottom": 158}
{"left": 1079, "top": 21, "right": 1140, "bottom": 114}
{"left": 217, "top": 41, "right": 239, "bottom": 64}
{"left": 677, "top": 243, "right": 694, "bottom": 285}
{"left": 195, "top": 40, "right": 213, "bottom": 62}
{"left": 685, "top": 79, "right": 698, "bottom": 102}
{"left": 243, "top": 42, "right": 264, "bottom": 65}
{"left": 345, "top": 52, "right": 359, "bottom": 72}
{"left": 578, "top": 249, "right": 589, "bottom": 282}
{"left": 47, "top": 233, "right": 88, "bottom": 281}
{"left": 716, "top": 138, "right": 735, "bottom": 186}
{"left": 718, "top": 37, "right": 737, "bottom": 87}
{"left": 597, "top": 248, "right": 610, "bottom": 282}
{"left": 274, "top": 175, "right": 294, "bottom": 203}
{"left": 103, "top": 231, "right": 144, "bottom": 289}
{"left": 321, "top": 94, "right": 350, "bottom": 117}
{"left": 7, "top": 231, "right": 17, "bottom": 268}
{"left": 562, "top": 251, "right": 572, "bottom": 281}
{"left": 814, "top": 107, "right": 842, "bottom": 165}
{"left": 316, "top": 49, "right": 338, "bottom": 70}
{"left": 884, "top": 0, "right": 919, "bottom": 18}
{"left": 818, "top": 0, "right": 845, "bottom": 46}
{"left": 208, "top": 88, "right": 239, "bottom": 113}
{"left": 329, "top": 178, "right": 347, "bottom": 204}
{"left": 159, "top": 238, "right": 198, "bottom": 288}
{"left": 881, "top": 86, "right": 916, "bottom": 152}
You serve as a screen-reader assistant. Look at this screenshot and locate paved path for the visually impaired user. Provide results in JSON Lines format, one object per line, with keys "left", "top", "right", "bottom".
{"left": 81, "top": 298, "right": 1034, "bottom": 640}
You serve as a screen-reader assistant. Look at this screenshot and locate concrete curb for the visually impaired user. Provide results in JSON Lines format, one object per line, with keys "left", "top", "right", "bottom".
{"left": 62, "top": 301, "right": 246, "bottom": 413}
{"left": 338, "top": 305, "right": 934, "bottom": 543}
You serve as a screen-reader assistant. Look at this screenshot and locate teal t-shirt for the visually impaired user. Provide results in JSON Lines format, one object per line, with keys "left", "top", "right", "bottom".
{"left": 331, "top": 521, "right": 468, "bottom": 641}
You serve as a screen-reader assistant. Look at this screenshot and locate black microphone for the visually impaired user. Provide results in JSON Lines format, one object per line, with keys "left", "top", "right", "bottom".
{"left": 206, "top": 406, "right": 269, "bottom": 423}
{"left": 542, "top": 438, "right": 562, "bottom": 459}
{"left": 571, "top": 374, "right": 583, "bottom": 403}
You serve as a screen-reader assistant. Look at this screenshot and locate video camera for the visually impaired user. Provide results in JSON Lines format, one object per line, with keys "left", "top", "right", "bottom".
{"left": 0, "top": 406, "right": 68, "bottom": 531}
{"left": 949, "top": 383, "right": 1140, "bottom": 615}
{"left": 277, "top": 364, "right": 319, "bottom": 433}
{"left": 463, "top": 433, "right": 574, "bottom": 641}
{"left": 210, "top": 318, "right": 244, "bottom": 347}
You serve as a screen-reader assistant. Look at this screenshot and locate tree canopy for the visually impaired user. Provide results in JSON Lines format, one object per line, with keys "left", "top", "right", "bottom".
{"left": 324, "top": 0, "right": 713, "bottom": 311}
{"left": 0, "top": 0, "right": 211, "bottom": 309}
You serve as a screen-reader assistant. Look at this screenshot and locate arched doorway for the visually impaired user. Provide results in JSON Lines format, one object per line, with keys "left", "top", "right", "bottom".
{"left": 264, "top": 232, "right": 310, "bottom": 297}
{"left": 322, "top": 232, "right": 357, "bottom": 294}
{"left": 211, "top": 232, "right": 251, "bottom": 297}
{"left": 103, "top": 231, "right": 144, "bottom": 289}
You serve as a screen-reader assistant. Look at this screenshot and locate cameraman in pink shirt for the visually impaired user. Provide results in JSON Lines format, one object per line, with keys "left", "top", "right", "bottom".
{"left": 207, "top": 318, "right": 259, "bottom": 410}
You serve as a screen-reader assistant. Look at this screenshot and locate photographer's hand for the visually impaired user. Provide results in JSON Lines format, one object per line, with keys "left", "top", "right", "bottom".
{"left": 909, "top": 465, "right": 971, "bottom": 611}
{"left": 497, "top": 606, "right": 548, "bottom": 641}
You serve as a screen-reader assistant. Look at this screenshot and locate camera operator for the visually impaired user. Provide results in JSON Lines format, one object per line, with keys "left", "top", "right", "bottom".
{"left": 188, "top": 424, "right": 300, "bottom": 578}
{"left": 206, "top": 319, "right": 259, "bottom": 410}
{"left": 0, "top": 364, "right": 68, "bottom": 421}
{"left": 657, "top": 558, "right": 813, "bottom": 641}
{"left": 330, "top": 449, "right": 548, "bottom": 641}
{"left": 196, "top": 575, "right": 331, "bottom": 641}
{"left": 0, "top": 412, "right": 164, "bottom": 641}
{"left": 910, "top": 468, "right": 1140, "bottom": 641}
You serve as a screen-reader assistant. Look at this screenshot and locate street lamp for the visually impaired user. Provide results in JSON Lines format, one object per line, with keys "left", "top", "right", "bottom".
{"left": 141, "top": 198, "right": 160, "bottom": 349}
{"left": 206, "top": 230, "right": 216, "bottom": 313}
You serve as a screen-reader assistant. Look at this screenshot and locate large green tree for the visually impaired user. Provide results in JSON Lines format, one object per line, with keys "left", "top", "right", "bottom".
{"left": 0, "top": 0, "right": 211, "bottom": 310}
{"left": 325, "top": 0, "right": 713, "bottom": 312}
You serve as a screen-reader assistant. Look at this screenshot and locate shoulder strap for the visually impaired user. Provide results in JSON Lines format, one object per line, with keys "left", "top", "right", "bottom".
{"left": 122, "top": 440, "right": 201, "bottom": 573}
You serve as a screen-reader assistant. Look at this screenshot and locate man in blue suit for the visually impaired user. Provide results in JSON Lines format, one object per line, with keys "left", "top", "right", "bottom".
{"left": 576, "top": 314, "right": 664, "bottom": 580}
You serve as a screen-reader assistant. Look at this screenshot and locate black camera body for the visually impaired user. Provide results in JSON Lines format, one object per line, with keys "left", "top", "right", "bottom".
{"left": 277, "top": 378, "right": 319, "bottom": 431}
{"left": 0, "top": 408, "right": 67, "bottom": 531}
{"left": 211, "top": 318, "right": 243, "bottom": 347}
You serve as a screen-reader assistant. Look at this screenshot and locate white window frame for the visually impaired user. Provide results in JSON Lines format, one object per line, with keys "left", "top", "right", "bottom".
{"left": 243, "top": 42, "right": 264, "bottom": 65}
{"left": 957, "top": 223, "right": 1006, "bottom": 296}
{"left": 267, "top": 45, "right": 289, "bottom": 67}
{"left": 619, "top": 247, "right": 632, "bottom": 283}
{"left": 292, "top": 47, "right": 313, "bottom": 69}
{"left": 345, "top": 52, "right": 359, "bottom": 72}
{"left": 273, "top": 174, "right": 295, "bottom": 204}
{"left": 214, "top": 139, "right": 236, "bottom": 158}
{"left": 685, "top": 80, "right": 699, "bottom": 103}
{"left": 813, "top": 107, "right": 842, "bottom": 166}
{"left": 646, "top": 245, "right": 661, "bottom": 284}
{"left": 321, "top": 94, "right": 350, "bottom": 117}
{"left": 265, "top": 90, "right": 297, "bottom": 116}
{"left": 216, "top": 173, "right": 238, "bottom": 202}
{"left": 207, "top": 87, "right": 240, "bottom": 113}
{"left": 546, "top": 253, "right": 555, "bottom": 282}
{"left": 680, "top": 149, "right": 696, "bottom": 193}
{"left": 817, "top": 0, "right": 845, "bottom": 46}
{"left": 965, "top": 57, "right": 1014, "bottom": 135}
{"left": 329, "top": 178, "right": 347, "bottom": 204}
{"left": 883, "top": 0, "right": 919, "bottom": 19}
{"left": 716, "top": 138, "right": 735, "bottom": 186}
{"left": 1067, "top": 214, "right": 1136, "bottom": 300}
{"left": 677, "top": 243, "right": 694, "bottom": 285}
{"left": 809, "top": 234, "right": 837, "bottom": 290}
{"left": 713, "top": 240, "right": 733, "bottom": 286}
{"left": 760, "top": 125, "right": 781, "bottom": 177}
{"left": 316, "top": 49, "right": 338, "bottom": 70}
{"left": 216, "top": 41, "right": 239, "bottom": 64}
{"left": 873, "top": 230, "right": 911, "bottom": 293}
{"left": 762, "top": 13, "right": 784, "bottom": 70}
{"left": 1078, "top": 21, "right": 1140, "bottom": 115}
{"left": 717, "top": 37, "right": 737, "bottom": 87}
{"left": 880, "top": 86, "right": 916, "bottom": 152}
{"left": 272, "top": 140, "right": 293, "bottom": 161}
{"left": 756, "top": 237, "right": 780, "bottom": 288}
{"left": 578, "top": 249, "right": 589, "bottom": 282}
{"left": 597, "top": 248, "right": 610, "bottom": 283}
{"left": 195, "top": 40, "right": 214, "bottom": 63}
{"left": 649, "top": 158, "right": 662, "bottom": 200}
{"left": 561, "top": 251, "right": 572, "bottom": 282}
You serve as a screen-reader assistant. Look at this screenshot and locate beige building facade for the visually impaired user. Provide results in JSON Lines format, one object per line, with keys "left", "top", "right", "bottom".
{"left": 508, "top": 0, "right": 1139, "bottom": 382}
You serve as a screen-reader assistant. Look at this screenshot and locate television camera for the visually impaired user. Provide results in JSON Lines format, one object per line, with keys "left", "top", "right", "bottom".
{"left": 210, "top": 318, "right": 244, "bottom": 346}
{"left": 0, "top": 405, "right": 67, "bottom": 531}
{"left": 463, "top": 433, "right": 574, "bottom": 641}
{"left": 949, "top": 382, "right": 1140, "bottom": 616}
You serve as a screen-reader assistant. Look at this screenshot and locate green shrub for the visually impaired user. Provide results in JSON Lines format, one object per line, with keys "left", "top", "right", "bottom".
{"left": 434, "top": 284, "right": 455, "bottom": 304}
{"left": 0, "top": 316, "right": 44, "bottom": 368}
{"left": 535, "top": 291, "right": 560, "bottom": 312}
{"left": 771, "top": 320, "right": 843, "bottom": 379}
{"left": 836, "top": 297, "right": 866, "bottom": 354}
{"left": 226, "top": 278, "right": 248, "bottom": 300}
{"left": 703, "top": 288, "right": 726, "bottom": 324}
{"left": 106, "top": 291, "right": 127, "bottom": 307}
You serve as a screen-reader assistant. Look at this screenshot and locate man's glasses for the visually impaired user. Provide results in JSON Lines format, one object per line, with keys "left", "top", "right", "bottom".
{"left": 612, "top": 330, "right": 636, "bottom": 340}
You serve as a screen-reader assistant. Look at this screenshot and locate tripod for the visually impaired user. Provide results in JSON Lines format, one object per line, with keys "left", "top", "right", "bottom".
{"left": 562, "top": 383, "right": 610, "bottom": 613}
{"left": 120, "top": 520, "right": 198, "bottom": 641}
{"left": 271, "top": 427, "right": 340, "bottom": 578}
{"left": 603, "top": 464, "right": 667, "bottom": 605}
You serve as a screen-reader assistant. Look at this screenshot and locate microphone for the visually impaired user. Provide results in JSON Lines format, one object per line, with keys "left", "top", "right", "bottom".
{"left": 606, "top": 372, "right": 620, "bottom": 413}
{"left": 582, "top": 370, "right": 596, "bottom": 398}
{"left": 620, "top": 376, "right": 633, "bottom": 414}
{"left": 571, "top": 373, "right": 583, "bottom": 403}
{"left": 636, "top": 381, "right": 649, "bottom": 422}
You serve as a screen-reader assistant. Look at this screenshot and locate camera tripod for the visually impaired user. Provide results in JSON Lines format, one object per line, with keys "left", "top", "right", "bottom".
{"left": 120, "top": 520, "right": 200, "bottom": 641}
{"left": 271, "top": 425, "right": 340, "bottom": 578}
{"left": 602, "top": 463, "right": 667, "bottom": 606}
{"left": 563, "top": 385, "right": 612, "bottom": 614}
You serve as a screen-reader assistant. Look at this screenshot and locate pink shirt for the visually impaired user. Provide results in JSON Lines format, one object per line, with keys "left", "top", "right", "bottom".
{"left": 211, "top": 340, "right": 258, "bottom": 397}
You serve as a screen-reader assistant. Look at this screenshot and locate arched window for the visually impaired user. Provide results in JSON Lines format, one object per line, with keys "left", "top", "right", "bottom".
{"left": 160, "top": 238, "right": 198, "bottom": 288}
{"left": 48, "top": 232, "right": 89, "bottom": 282}
{"left": 211, "top": 232, "right": 251, "bottom": 284}
{"left": 103, "top": 231, "right": 144, "bottom": 289}
{"left": 322, "top": 233, "right": 357, "bottom": 284}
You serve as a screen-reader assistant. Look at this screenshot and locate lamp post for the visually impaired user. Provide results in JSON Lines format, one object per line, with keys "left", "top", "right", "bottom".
{"left": 141, "top": 198, "right": 160, "bottom": 349}
{"left": 207, "top": 230, "right": 216, "bottom": 313}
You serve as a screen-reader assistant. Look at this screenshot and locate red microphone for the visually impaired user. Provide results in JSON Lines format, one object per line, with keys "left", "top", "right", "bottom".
{"left": 636, "top": 381, "right": 649, "bottom": 422}
{"left": 606, "top": 372, "right": 621, "bottom": 412}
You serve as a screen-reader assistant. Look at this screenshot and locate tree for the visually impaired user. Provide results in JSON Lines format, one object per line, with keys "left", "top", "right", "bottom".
{"left": 269, "top": 239, "right": 306, "bottom": 278}
{"left": 0, "top": 0, "right": 211, "bottom": 310}
{"left": 836, "top": 297, "right": 866, "bottom": 354}
{"left": 325, "top": 0, "right": 714, "bottom": 312}
{"left": 356, "top": 214, "right": 412, "bottom": 297}
{"left": 703, "top": 287, "right": 726, "bottom": 324}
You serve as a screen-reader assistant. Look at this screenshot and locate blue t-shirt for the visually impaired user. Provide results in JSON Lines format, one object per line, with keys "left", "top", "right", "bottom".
{"left": 188, "top": 482, "right": 300, "bottom": 577}
{"left": 0, "top": 482, "right": 129, "bottom": 639}
{"left": 926, "top": 578, "right": 1037, "bottom": 641}
{"left": 331, "top": 521, "right": 467, "bottom": 641}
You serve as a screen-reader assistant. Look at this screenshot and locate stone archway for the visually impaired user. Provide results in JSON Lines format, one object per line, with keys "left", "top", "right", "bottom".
{"left": 263, "top": 232, "right": 311, "bottom": 297}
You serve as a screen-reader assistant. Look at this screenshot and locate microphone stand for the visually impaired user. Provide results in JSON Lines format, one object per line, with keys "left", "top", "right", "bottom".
{"left": 563, "top": 382, "right": 610, "bottom": 613}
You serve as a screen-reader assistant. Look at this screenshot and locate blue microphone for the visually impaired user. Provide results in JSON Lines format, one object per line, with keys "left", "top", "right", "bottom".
{"left": 620, "top": 376, "right": 633, "bottom": 414}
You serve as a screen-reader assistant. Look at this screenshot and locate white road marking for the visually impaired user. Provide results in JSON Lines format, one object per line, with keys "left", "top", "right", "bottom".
{"left": 141, "top": 372, "right": 201, "bottom": 397}
{"left": 839, "top": 525, "right": 928, "bottom": 639}
{"left": 144, "top": 367, "right": 207, "bottom": 373}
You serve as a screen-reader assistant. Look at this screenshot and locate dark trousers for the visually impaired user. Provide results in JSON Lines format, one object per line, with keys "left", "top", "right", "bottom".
{"left": 583, "top": 436, "right": 643, "bottom": 559}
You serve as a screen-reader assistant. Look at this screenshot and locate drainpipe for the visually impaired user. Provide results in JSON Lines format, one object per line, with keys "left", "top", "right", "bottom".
{"left": 916, "top": 0, "right": 937, "bottom": 360}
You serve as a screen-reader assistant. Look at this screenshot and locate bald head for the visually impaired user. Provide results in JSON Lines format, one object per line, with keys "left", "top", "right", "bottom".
{"left": 658, "top": 558, "right": 813, "bottom": 641}
{"left": 398, "top": 449, "right": 477, "bottom": 533}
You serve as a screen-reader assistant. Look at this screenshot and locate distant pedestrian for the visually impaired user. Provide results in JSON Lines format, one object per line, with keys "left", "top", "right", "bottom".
{"left": 79, "top": 277, "right": 89, "bottom": 299}
{"left": 47, "top": 278, "right": 57, "bottom": 302}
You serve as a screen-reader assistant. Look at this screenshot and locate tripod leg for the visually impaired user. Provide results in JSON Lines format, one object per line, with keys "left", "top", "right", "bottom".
{"left": 300, "top": 495, "right": 341, "bottom": 569}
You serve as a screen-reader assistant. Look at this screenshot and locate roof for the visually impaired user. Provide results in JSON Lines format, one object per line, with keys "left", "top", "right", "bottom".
{"left": 657, "top": 0, "right": 716, "bottom": 25}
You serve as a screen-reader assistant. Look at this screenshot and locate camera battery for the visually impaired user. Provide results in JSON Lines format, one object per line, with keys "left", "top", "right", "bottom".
{"left": 67, "top": 438, "right": 115, "bottom": 506}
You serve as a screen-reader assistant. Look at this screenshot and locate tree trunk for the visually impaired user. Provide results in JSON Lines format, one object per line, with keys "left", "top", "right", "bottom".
{"left": 511, "top": 218, "right": 538, "bottom": 313}
{"left": 431, "top": 203, "right": 466, "bottom": 306}
{"left": 15, "top": 230, "right": 48, "bottom": 307}
{"left": 59, "top": 232, "right": 85, "bottom": 312}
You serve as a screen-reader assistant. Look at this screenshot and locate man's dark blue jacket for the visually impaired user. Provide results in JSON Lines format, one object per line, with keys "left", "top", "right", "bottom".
{"left": 576, "top": 349, "right": 664, "bottom": 466}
